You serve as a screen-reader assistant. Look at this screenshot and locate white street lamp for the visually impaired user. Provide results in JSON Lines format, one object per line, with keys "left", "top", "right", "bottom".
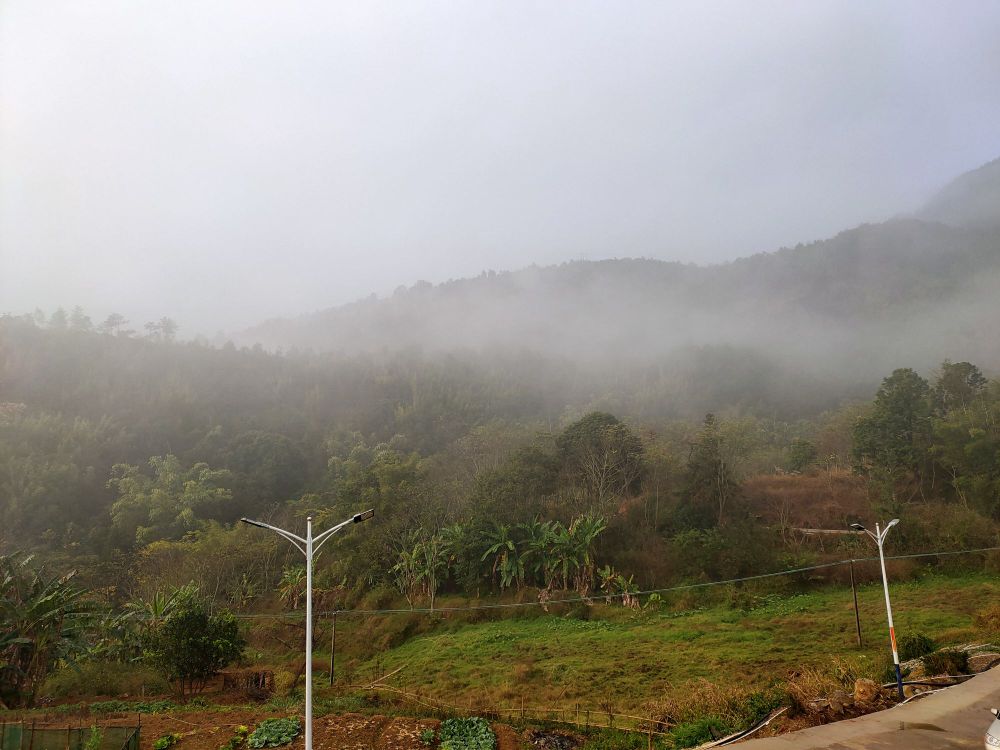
{"left": 851, "top": 519, "right": 903, "bottom": 700}
{"left": 241, "top": 509, "right": 374, "bottom": 750}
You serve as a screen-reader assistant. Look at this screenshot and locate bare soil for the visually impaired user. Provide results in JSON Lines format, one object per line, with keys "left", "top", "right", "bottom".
{"left": 78, "top": 709, "right": 522, "bottom": 750}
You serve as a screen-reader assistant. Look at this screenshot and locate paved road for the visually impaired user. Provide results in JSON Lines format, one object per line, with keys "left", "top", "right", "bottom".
{"left": 743, "top": 668, "right": 1000, "bottom": 749}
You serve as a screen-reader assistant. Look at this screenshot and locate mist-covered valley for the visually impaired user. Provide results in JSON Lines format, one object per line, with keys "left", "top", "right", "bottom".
{"left": 4, "top": 4, "right": 1000, "bottom": 735}
{"left": 235, "top": 157, "right": 1000, "bottom": 406}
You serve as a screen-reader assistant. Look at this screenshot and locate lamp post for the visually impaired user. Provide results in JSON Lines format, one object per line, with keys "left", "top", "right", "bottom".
{"left": 850, "top": 519, "right": 903, "bottom": 700}
{"left": 241, "top": 509, "right": 374, "bottom": 750}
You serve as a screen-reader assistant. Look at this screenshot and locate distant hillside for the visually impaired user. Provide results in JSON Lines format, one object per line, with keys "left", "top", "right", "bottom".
{"left": 918, "top": 156, "right": 1000, "bottom": 229}
{"left": 238, "top": 158, "right": 1000, "bottom": 378}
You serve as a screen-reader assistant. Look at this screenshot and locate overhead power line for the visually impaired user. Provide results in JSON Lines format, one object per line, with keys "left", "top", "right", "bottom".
{"left": 215, "top": 544, "right": 1000, "bottom": 620}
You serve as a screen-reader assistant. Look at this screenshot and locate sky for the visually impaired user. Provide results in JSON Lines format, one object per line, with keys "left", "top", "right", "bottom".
{"left": 1, "top": 1, "right": 999, "bottom": 335}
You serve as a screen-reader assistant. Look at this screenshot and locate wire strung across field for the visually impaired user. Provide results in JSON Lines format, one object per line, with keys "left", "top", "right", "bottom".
{"left": 222, "top": 544, "right": 1000, "bottom": 620}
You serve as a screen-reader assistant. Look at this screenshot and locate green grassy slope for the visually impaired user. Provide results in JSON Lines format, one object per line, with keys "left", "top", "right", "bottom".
{"left": 334, "top": 573, "right": 998, "bottom": 712}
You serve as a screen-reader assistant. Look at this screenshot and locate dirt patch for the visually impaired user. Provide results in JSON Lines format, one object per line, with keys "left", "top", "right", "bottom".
{"left": 373, "top": 716, "right": 438, "bottom": 750}
{"left": 492, "top": 722, "right": 524, "bottom": 750}
{"left": 524, "top": 728, "right": 582, "bottom": 748}
{"left": 134, "top": 709, "right": 275, "bottom": 750}
{"left": 314, "top": 712, "right": 389, "bottom": 750}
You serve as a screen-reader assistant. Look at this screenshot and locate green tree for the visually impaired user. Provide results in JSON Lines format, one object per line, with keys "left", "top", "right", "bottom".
{"left": 933, "top": 360, "right": 987, "bottom": 414}
{"left": 471, "top": 447, "right": 559, "bottom": 523}
{"left": 108, "top": 455, "right": 232, "bottom": 545}
{"left": 557, "top": 412, "right": 644, "bottom": 511}
{"left": 852, "top": 368, "right": 932, "bottom": 496}
{"left": 141, "top": 601, "right": 245, "bottom": 695}
{"left": 680, "top": 414, "right": 738, "bottom": 527}
{"left": 97, "top": 313, "right": 128, "bottom": 336}
{"left": 787, "top": 438, "right": 818, "bottom": 472}
{"left": 69, "top": 307, "right": 93, "bottom": 332}
{"left": 930, "top": 382, "right": 1000, "bottom": 517}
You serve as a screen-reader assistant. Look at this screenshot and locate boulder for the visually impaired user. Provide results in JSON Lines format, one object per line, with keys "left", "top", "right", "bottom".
{"left": 828, "top": 690, "right": 853, "bottom": 714}
{"left": 853, "top": 678, "right": 879, "bottom": 703}
{"left": 902, "top": 684, "right": 929, "bottom": 699}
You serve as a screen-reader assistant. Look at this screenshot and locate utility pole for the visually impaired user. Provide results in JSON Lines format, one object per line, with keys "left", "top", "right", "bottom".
{"left": 849, "top": 559, "right": 862, "bottom": 647}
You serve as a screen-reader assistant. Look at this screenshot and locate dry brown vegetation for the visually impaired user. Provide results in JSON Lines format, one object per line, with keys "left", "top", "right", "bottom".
{"left": 742, "top": 468, "right": 869, "bottom": 529}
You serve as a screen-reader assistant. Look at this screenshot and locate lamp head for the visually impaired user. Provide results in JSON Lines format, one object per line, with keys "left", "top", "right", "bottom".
{"left": 850, "top": 523, "right": 866, "bottom": 532}
{"left": 886, "top": 518, "right": 900, "bottom": 530}
{"left": 353, "top": 508, "right": 375, "bottom": 524}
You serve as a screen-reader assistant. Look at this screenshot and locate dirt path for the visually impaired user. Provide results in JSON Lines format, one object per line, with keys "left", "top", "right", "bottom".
{"left": 743, "top": 667, "right": 1000, "bottom": 748}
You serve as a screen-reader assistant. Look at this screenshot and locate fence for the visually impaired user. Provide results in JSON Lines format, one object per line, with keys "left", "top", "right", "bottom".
{"left": 0, "top": 722, "right": 139, "bottom": 750}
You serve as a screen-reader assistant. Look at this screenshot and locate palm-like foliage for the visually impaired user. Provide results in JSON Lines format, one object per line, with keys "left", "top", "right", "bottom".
{"left": 569, "top": 514, "right": 607, "bottom": 595}
{"left": 417, "top": 533, "right": 450, "bottom": 612}
{"left": 278, "top": 566, "right": 306, "bottom": 610}
{"left": 391, "top": 541, "right": 422, "bottom": 608}
{"left": 123, "top": 582, "right": 200, "bottom": 629}
{"left": 480, "top": 523, "right": 523, "bottom": 591}
{"left": 0, "top": 553, "right": 95, "bottom": 708}
{"left": 519, "top": 518, "right": 555, "bottom": 589}
{"left": 96, "top": 582, "right": 202, "bottom": 661}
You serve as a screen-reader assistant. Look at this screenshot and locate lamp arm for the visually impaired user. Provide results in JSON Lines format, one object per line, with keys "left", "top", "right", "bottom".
{"left": 313, "top": 519, "right": 353, "bottom": 553}
{"left": 241, "top": 518, "right": 307, "bottom": 555}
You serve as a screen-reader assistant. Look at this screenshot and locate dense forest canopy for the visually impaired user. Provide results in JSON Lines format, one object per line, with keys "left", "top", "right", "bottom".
{"left": 2, "top": 315, "right": 999, "bottom": 611}
{"left": 1, "top": 156, "right": 999, "bottom": 613}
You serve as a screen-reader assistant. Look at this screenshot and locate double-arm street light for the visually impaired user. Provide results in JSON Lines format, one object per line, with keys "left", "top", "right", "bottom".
{"left": 850, "top": 519, "right": 904, "bottom": 701}
{"left": 241, "top": 510, "right": 374, "bottom": 750}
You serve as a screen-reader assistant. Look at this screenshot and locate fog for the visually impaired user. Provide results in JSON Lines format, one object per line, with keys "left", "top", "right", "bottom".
{"left": 2, "top": 1, "right": 1000, "bottom": 335}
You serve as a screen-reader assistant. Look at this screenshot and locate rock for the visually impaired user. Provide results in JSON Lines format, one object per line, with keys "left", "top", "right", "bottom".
{"left": 828, "top": 690, "right": 853, "bottom": 714}
{"left": 903, "top": 684, "right": 929, "bottom": 699}
{"left": 969, "top": 653, "right": 1000, "bottom": 673}
{"left": 853, "top": 678, "right": 879, "bottom": 703}
{"left": 807, "top": 698, "right": 829, "bottom": 714}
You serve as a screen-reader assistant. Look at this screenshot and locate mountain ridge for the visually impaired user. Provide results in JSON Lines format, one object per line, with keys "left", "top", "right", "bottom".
{"left": 236, "top": 158, "right": 1000, "bottom": 376}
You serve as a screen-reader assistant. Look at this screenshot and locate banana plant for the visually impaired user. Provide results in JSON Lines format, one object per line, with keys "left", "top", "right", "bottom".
{"left": 1, "top": 552, "right": 95, "bottom": 707}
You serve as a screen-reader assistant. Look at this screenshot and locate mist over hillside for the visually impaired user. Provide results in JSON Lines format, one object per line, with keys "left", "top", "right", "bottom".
{"left": 238, "top": 158, "right": 1000, "bottom": 387}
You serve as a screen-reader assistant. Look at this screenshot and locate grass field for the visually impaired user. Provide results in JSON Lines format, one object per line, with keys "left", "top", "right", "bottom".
{"left": 329, "top": 571, "right": 999, "bottom": 713}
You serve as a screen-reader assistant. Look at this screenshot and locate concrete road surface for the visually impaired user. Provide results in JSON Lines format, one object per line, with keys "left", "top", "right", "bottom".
{"left": 743, "top": 668, "right": 1000, "bottom": 748}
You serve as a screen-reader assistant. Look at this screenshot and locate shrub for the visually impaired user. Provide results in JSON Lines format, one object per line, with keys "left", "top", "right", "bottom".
{"left": 898, "top": 633, "right": 937, "bottom": 661}
{"left": 438, "top": 717, "right": 495, "bottom": 750}
{"left": 43, "top": 662, "right": 170, "bottom": 700}
{"left": 272, "top": 671, "right": 297, "bottom": 696}
{"left": 220, "top": 726, "right": 249, "bottom": 750}
{"left": 974, "top": 605, "right": 1000, "bottom": 637}
{"left": 90, "top": 699, "right": 176, "bottom": 714}
{"left": 647, "top": 680, "right": 784, "bottom": 731}
{"left": 419, "top": 728, "right": 436, "bottom": 746}
{"left": 153, "top": 735, "right": 180, "bottom": 750}
{"left": 670, "top": 716, "right": 730, "bottom": 748}
{"left": 142, "top": 602, "right": 246, "bottom": 695}
{"left": 247, "top": 718, "right": 301, "bottom": 748}
{"left": 922, "top": 649, "right": 970, "bottom": 676}
{"left": 84, "top": 727, "right": 103, "bottom": 750}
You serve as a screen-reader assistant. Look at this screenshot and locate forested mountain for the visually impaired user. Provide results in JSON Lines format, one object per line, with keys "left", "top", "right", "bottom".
{"left": 2, "top": 156, "right": 999, "bottom": 608}
{"left": 239, "top": 158, "right": 1000, "bottom": 382}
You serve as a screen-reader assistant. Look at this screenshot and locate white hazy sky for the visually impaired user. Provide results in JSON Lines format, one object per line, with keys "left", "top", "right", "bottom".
{"left": 2, "top": 1, "right": 999, "bottom": 334}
